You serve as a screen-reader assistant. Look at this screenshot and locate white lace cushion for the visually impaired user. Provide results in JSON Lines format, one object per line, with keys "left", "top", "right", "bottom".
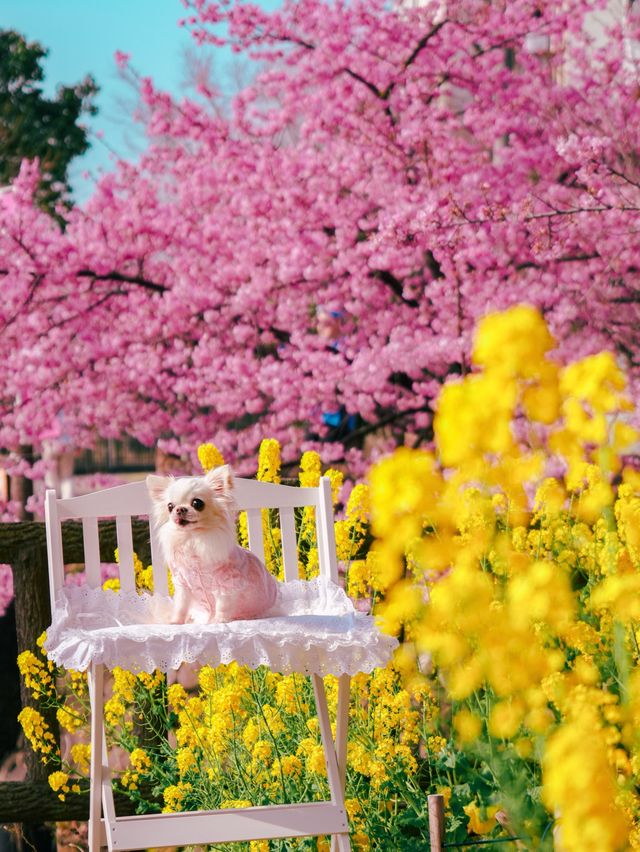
{"left": 44, "top": 578, "right": 398, "bottom": 677}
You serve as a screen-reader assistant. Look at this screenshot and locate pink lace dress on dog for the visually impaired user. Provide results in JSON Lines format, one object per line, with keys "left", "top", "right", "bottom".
{"left": 170, "top": 545, "right": 278, "bottom": 623}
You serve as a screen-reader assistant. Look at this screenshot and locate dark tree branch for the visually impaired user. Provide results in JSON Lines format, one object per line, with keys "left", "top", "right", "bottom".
{"left": 76, "top": 269, "right": 168, "bottom": 293}
{"left": 342, "top": 67, "right": 387, "bottom": 100}
{"left": 425, "top": 249, "right": 444, "bottom": 279}
{"left": 0, "top": 273, "right": 44, "bottom": 333}
{"left": 283, "top": 21, "right": 448, "bottom": 105}
{"left": 403, "top": 20, "right": 448, "bottom": 69}
{"left": 342, "top": 404, "right": 433, "bottom": 447}
{"left": 369, "top": 268, "right": 420, "bottom": 308}
{"left": 515, "top": 253, "right": 599, "bottom": 271}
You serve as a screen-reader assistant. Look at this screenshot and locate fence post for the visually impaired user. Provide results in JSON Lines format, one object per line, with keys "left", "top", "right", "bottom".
{"left": 428, "top": 793, "right": 445, "bottom": 851}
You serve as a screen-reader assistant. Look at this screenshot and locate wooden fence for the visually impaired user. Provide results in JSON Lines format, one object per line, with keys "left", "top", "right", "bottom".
{"left": 0, "top": 520, "right": 152, "bottom": 823}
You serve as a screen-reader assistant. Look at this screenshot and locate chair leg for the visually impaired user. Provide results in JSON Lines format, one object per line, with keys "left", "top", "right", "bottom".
{"left": 88, "top": 662, "right": 105, "bottom": 852}
{"left": 312, "top": 675, "right": 352, "bottom": 852}
{"left": 331, "top": 674, "right": 351, "bottom": 852}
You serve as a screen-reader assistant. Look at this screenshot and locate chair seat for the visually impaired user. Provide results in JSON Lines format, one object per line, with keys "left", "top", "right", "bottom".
{"left": 45, "top": 577, "right": 397, "bottom": 676}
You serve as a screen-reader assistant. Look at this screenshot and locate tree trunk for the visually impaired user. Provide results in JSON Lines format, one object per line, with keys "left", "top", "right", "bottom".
{"left": 12, "top": 544, "right": 59, "bottom": 781}
{"left": 8, "top": 447, "right": 34, "bottom": 522}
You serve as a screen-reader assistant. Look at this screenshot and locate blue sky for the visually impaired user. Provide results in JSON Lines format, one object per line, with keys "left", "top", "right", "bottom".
{"left": 3, "top": 0, "right": 280, "bottom": 200}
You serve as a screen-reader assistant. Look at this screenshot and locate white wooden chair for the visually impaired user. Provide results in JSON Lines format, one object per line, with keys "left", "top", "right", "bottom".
{"left": 43, "top": 476, "right": 396, "bottom": 852}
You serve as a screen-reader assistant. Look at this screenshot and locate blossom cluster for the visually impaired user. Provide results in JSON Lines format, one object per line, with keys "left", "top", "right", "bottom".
{"left": 1, "top": 0, "right": 640, "bottom": 477}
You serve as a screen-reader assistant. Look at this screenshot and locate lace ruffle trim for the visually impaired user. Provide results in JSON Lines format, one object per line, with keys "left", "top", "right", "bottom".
{"left": 44, "top": 578, "right": 398, "bottom": 676}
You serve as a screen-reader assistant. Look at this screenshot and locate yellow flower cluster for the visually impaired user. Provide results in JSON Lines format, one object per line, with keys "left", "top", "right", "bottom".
{"left": 257, "top": 438, "right": 281, "bottom": 483}
{"left": 17, "top": 649, "right": 55, "bottom": 697}
{"left": 543, "top": 704, "right": 631, "bottom": 849}
{"left": 344, "top": 666, "right": 422, "bottom": 791}
{"left": 239, "top": 437, "right": 372, "bottom": 585}
{"left": 121, "top": 747, "right": 152, "bottom": 790}
{"left": 70, "top": 742, "right": 91, "bottom": 773}
{"left": 18, "top": 707, "right": 58, "bottom": 758}
{"left": 255, "top": 438, "right": 286, "bottom": 576}
{"left": 18, "top": 634, "right": 90, "bottom": 778}
{"left": 163, "top": 781, "right": 192, "bottom": 813}
{"left": 77, "top": 647, "right": 423, "bottom": 847}
{"left": 197, "top": 442, "right": 225, "bottom": 472}
{"left": 104, "top": 548, "right": 162, "bottom": 594}
{"left": 56, "top": 703, "right": 83, "bottom": 733}
{"left": 299, "top": 450, "right": 322, "bottom": 487}
{"left": 369, "top": 305, "right": 640, "bottom": 849}
{"left": 464, "top": 801, "right": 501, "bottom": 836}
{"left": 47, "top": 770, "right": 80, "bottom": 801}
{"left": 104, "top": 666, "right": 138, "bottom": 729}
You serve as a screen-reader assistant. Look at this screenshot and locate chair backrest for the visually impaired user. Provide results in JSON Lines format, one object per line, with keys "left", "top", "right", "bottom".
{"left": 44, "top": 477, "right": 339, "bottom": 614}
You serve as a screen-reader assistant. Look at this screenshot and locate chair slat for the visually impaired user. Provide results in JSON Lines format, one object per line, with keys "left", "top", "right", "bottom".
{"left": 316, "top": 478, "right": 339, "bottom": 583}
{"left": 246, "top": 508, "right": 266, "bottom": 564}
{"left": 45, "top": 489, "right": 65, "bottom": 613}
{"left": 234, "top": 480, "right": 321, "bottom": 510}
{"left": 56, "top": 480, "right": 150, "bottom": 520}
{"left": 150, "top": 522, "right": 168, "bottom": 596}
{"left": 116, "top": 516, "right": 136, "bottom": 593}
{"left": 82, "top": 518, "right": 101, "bottom": 589}
{"left": 279, "top": 506, "right": 299, "bottom": 582}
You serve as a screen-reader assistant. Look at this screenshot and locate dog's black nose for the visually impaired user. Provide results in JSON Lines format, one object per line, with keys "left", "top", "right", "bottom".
{"left": 176, "top": 506, "right": 188, "bottom": 516}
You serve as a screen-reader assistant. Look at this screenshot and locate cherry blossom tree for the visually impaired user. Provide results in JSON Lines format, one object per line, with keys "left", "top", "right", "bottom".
{"left": 1, "top": 0, "right": 639, "bottom": 488}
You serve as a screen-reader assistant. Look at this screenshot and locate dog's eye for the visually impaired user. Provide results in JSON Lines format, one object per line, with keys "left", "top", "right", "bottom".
{"left": 167, "top": 502, "right": 174, "bottom": 513}
{"left": 191, "top": 498, "right": 205, "bottom": 511}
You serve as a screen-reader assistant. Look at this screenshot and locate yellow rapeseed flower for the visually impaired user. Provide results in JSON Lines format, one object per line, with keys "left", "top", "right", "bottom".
{"left": 18, "top": 707, "right": 57, "bottom": 757}
{"left": 198, "top": 665, "right": 218, "bottom": 695}
{"left": 272, "top": 754, "right": 302, "bottom": 779}
{"left": 560, "top": 351, "right": 629, "bottom": 415}
{"left": 167, "top": 683, "right": 188, "bottom": 711}
{"left": 435, "top": 373, "right": 517, "bottom": 467}
{"left": 472, "top": 304, "right": 555, "bottom": 377}
{"left": 488, "top": 699, "right": 525, "bottom": 739}
{"left": 48, "top": 771, "right": 70, "bottom": 801}
{"left": 162, "top": 782, "right": 192, "bottom": 813}
{"left": 453, "top": 709, "right": 482, "bottom": 745}
{"left": 299, "top": 451, "right": 322, "bottom": 487}
{"left": 252, "top": 740, "right": 272, "bottom": 764}
{"left": 197, "top": 443, "right": 225, "bottom": 472}
{"left": 70, "top": 742, "right": 91, "bottom": 773}
{"left": 17, "top": 650, "right": 54, "bottom": 696}
{"left": 464, "top": 801, "right": 500, "bottom": 835}
{"left": 543, "top": 706, "right": 631, "bottom": 850}
{"left": 112, "top": 667, "right": 136, "bottom": 702}
{"left": 56, "top": 704, "right": 83, "bottom": 733}
{"left": 257, "top": 438, "right": 281, "bottom": 483}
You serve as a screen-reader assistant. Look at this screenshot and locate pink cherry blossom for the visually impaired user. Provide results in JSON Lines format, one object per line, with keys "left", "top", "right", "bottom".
{"left": 0, "top": 0, "right": 638, "bottom": 479}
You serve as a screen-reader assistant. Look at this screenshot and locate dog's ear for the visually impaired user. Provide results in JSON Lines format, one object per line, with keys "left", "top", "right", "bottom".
{"left": 205, "top": 464, "right": 234, "bottom": 496}
{"left": 146, "top": 474, "right": 171, "bottom": 504}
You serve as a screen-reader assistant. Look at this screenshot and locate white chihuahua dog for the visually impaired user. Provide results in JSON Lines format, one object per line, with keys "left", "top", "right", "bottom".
{"left": 146, "top": 465, "right": 279, "bottom": 624}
